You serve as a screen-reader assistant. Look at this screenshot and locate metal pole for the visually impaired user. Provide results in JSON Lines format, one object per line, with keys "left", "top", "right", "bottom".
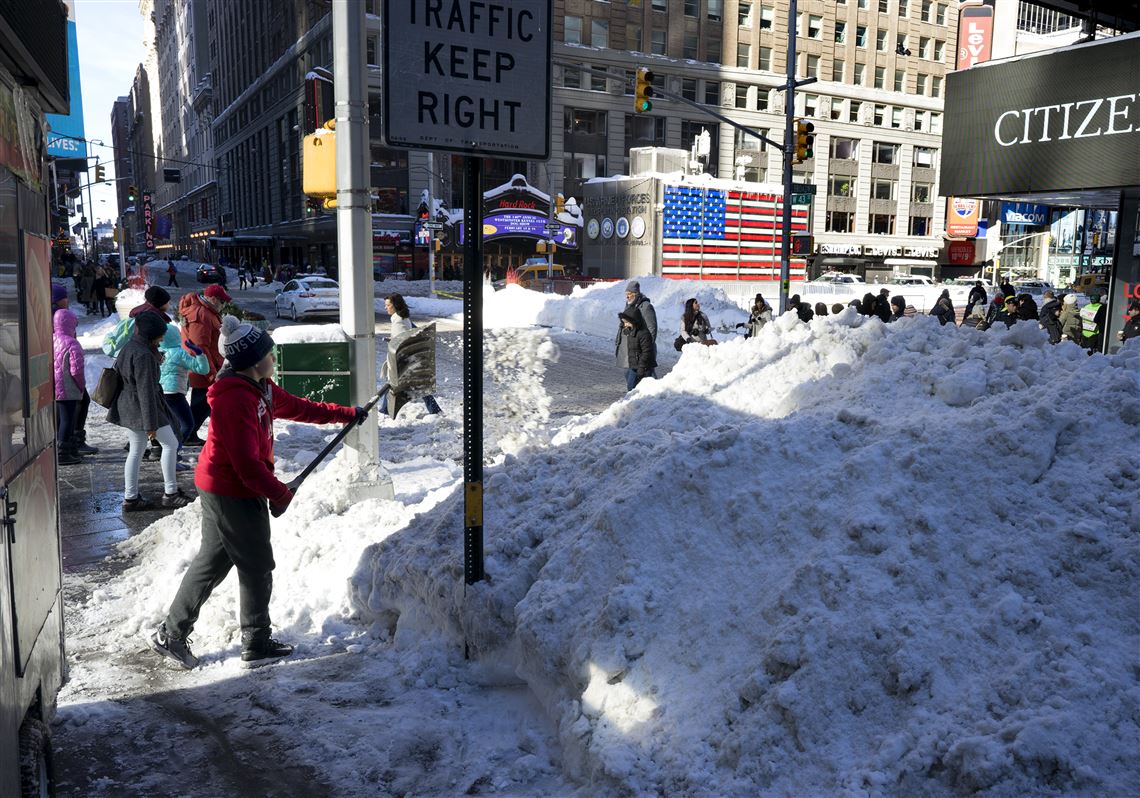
{"left": 463, "top": 155, "right": 484, "bottom": 585}
{"left": 427, "top": 151, "right": 436, "bottom": 294}
{"left": 333, "top": 0, "right": 378, "bottom": 462}
{"left": 118, "top": 211, "right": 126, "bottom": 277}
{"left": 779, "top": 0, "right": 798, "bottom": 315}
{"left": 85, "top": 156, "right": 97, "bottom": 261}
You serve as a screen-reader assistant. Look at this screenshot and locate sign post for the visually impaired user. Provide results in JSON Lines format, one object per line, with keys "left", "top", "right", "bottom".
{"left": 383, "top": 0, "right": 552, "bottom": 586}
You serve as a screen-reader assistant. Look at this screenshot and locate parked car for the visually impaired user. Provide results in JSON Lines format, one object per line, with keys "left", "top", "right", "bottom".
{"left": 1012, "top": 279, "right": 1054, "bottom": 294}
{"left": 274, "top": 276, "right": 340, "bottom": 320}
{"left": 196, "top": 263, "right": 227, "bottom": 284}
{"left": 812, "top": 271, "right": 866, "bottom": 285}
{"left": 493, "top": 263, "right": 566, "bottom": 290}
{"left": 889, "top": 274, "right": 937, "bottom": 286}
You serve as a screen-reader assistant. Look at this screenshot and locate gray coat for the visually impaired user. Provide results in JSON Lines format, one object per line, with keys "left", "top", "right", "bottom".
{"left": 107, "top": 335, "right": 171, "bottom": 432}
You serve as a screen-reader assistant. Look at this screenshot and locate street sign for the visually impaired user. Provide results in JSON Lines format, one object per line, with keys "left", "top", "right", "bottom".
{"left": 791, "top": 182, "right": 817, "bottom": 195}
{"left": 422, "top": 221, "right": 445, "bottom": 231}
{"left": 382, "top": 0, "right": 552, "bottom": 160}
{"left": 544, "top": 222, "right": 561, "bottom": 232}
{"left": 791, "top": 193, "right": 813, "bottom": 205}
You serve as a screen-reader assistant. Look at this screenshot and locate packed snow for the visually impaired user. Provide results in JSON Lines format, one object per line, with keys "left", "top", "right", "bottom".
{"left": 57, "top": 276, "right": 1139, "bottom": 797}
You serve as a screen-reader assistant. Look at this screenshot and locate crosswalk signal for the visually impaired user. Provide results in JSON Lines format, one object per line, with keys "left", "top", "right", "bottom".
{"left": 634, "top": 68, "right": 654, "bottom": 114}
{"left": 554, "top": 193, "right": 565, "bottom": 215}
{"left": 94, "top": 164, "right": 106, "bottom": 183}
{"left": 794, "top": 119, "right": 815, "bottom": 163}
{"left": 127, "top": 184, "right": 137, "bottom": 202}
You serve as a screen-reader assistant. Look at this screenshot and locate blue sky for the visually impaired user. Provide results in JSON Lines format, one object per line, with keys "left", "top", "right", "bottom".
{"left": 73, "top": 0, "right": 146, "bottom": 226}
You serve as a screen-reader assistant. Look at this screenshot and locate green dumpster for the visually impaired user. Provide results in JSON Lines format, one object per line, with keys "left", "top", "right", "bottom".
{"left": 273, "top": 339, "right": 353, "bottom": 405}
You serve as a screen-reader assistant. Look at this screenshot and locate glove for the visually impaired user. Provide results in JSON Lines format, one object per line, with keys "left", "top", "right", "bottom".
{"left": 354, "top": 406, "right": 369, "bottom": 426}
{"left": 269, "top": 489, "right": 294, "bottom": 518}
{"left": 184, "top": 340, "right": 204, "bottom": 356}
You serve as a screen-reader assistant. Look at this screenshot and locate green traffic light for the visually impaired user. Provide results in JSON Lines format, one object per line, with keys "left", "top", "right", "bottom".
{"left": 637, "top": 100, "right": 652, "bottom": 112}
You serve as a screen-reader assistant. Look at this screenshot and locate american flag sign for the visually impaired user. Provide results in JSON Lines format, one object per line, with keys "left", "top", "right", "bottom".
{"left": 661, "top": 184, "right": 809, "bottom": 280}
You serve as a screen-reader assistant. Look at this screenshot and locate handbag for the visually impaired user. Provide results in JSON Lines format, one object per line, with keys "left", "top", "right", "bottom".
{"left": 91, "top": 366, "right": 122, "bottom": 408}
{"left": 673, "top": 335, "right": 686, "bottom": 352}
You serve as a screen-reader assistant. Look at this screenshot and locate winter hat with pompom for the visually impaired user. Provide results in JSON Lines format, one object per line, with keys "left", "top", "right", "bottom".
{"left": 220, "top": 314, "right": 274, "bottom": 370}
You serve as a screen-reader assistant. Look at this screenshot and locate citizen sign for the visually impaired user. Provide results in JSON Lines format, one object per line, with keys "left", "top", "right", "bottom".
{"left": 993, "top": 94, "right": 1139, "bottom": 147}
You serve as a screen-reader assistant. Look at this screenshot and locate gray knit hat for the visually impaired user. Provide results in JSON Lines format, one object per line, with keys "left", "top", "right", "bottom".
{"left": 626, "top": 280, "right": 641, "bottom": 294}
{"left": 220, "top": 314, "right": 274, "bottom": 370}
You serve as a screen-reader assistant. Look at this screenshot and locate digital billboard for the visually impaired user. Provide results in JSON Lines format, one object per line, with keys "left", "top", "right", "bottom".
{"left": 45, "top": 18, "right": 85, "bottom": 159}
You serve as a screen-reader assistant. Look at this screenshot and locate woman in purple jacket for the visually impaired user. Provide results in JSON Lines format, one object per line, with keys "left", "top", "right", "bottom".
{"left": 53, "top": 308, "right": 86, "bottom": 465}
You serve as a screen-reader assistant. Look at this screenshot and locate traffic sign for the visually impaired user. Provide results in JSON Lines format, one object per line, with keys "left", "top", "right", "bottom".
{"left": 422, "top": 221, "right": 445, "bottom": 231}
{"left": 791, "top": 193, "right": 813, "bottom": 205}
{"left": 382, "top": 0, "right": 552, "bottom": 160}
{"left": 544, "top": 222, "right": 561, "bottom": 232}
{"left": 791, "top": 182, "right": 817, "bottom": 195}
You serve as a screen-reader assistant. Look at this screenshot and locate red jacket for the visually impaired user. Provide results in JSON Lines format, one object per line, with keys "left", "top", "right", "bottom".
{"left": 178, "top": 292, "right": 223, "bottom": 389}
{"left": 194, "top": 372, "right": 356, "bottom": 504}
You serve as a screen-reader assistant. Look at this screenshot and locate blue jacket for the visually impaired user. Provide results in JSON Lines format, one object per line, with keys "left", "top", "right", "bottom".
{"left": 158, "top": 324, "right": 209, "bottom": 394}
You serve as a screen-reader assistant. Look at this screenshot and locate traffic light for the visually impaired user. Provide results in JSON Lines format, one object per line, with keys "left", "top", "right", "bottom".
{"left": 416, "top": 201, "right": 429, "bottom": 221}
{"left": 94, "top": 164, "right": 106, "bottom": 183}
{"left": 554, "top": 193, "right": 565, "bottom": 215}
{"left": 305, "top": 197, "right": 322, "bottom": 215}
{"left": 793, "top": 119, "right": 815, "bottom": 163}
{"left": 127, "top": 184, "right": 137, "bottom": 202}
{"left": 634, "top": 68, "right": 654, "bottom": 114}
{"left": 433, "top": 239, "right": 442, "bottom": 253}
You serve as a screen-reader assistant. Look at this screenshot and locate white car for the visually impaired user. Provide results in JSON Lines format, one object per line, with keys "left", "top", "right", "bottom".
{"left": 813, "top": 271, "right": 866, "bottom": 285}
{"left": 274, "top": 276, "right": 340, "bottom": 320}
{"left": 889, "top": 274, "right": 936, "bottom": 286}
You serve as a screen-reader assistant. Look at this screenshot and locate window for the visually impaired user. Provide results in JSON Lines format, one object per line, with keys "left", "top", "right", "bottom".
{"left": 756, "top": 88, "right": 770, "bottom": 111}
{"left": 758, "top": 46, "right": 772, "bottom": 70}
{"left": 874, "top": 66, "right": 885, "bottom": 88}
{"left": 734, "top": 128, "right": 767, "bottom": 181}
{"left": 930, "top": 112, "right": 942, "bottom": 134}
{"left": 858, "top": 0, "right": 869, "bottom": 8}
{"left": 850, "top": 101, "right": 863, "bottom": 122}
{"left": 916, "top": 73, "right": 929, "bottom": 94}
{"left": 827, "top": 211, "right": 854, "bottom": 232}
{"left": 704, "top": 80, "right": 721, "bottom": 105}
{"left": 879, "top": 0, "right": 889, "bottom": 11}
{"left": 806, "top": 54, "right": 820, "bottom": 78}
{"left": 684, "top": 32, "right": 699, "bottom": 59}
{"left": 564, "top": 16, "right": 582, "bottom": 43}
{"left": 934, "top": 41, "right": 946, "bottom": 61}
{"left": 894, "top": 69, "right": 905, "bottom": 92}
{"left": 683, "top": 120, "right": 719, "bottom": 175}
{"left": 921, "top": 1, "right": 932, "bottom": 22}
{"left": 831, "top": 98, "right": 845, "bottom": 120}
{"left": 628, "top": 26, "right": 642, "bottom": 51}
{"left": 931, "top": 76, "right": 942, "bottom": 98}
{"left": 735, "top": 127, "right": 765, "bottom": 151}
{"left": 562, "top": 65, "right": 580, "bottom": 89}
{"left": 652, "top": 29, "right": 666, "bottom": 54}
{"left": 564, "top": 153, "right": 606, "bottom": 193}
{"left": 913, "top": 146, "right": 936, "bottom": 167}
{"left": 832, "top": 59, "right": 845, "bottom": 81}
{"left": 835, "top": 21, "right": 846, "bottom": 42}
{"left": 897, "top": 34, "right": 908, "bottom": 53}
{"left": 920, "top": 37, "right": 932, "bottom": 59}
{"left": 625, "top": 114, "right": 667, "bottom": 147}
{"left": 739, "top": 2, "right": 752, "bottom": 25}
{"left": 738, "top": 42, "right": 751, "bottom": 67}
{"left": 869, "top": 213, "right": 896, "bottom": 234}
{"left": 872, "top": 141, "right": 899, "bottom": 164}
{"left": 874, "top": 103, "right": 885, "bottom": 125}
{"left": 890, "top": 107, "right": 902, "bottom": 128}
{"left": 366, "top": 37, "right": 378, "bottom": 65}
{"left": 877, "top": 30, "right": 888, "bottom": 51}
{"left": 899, "top": 0, "right": 908, "bottom": 15}
{"left": 808, "top": 15, "right": 822, "bottom": 38}
{"left": 912, "top": 182, "right": 932, "bottom": 202}
{"left": 682, "top": 78, "right": 698, "bottom": 101}
{"left": 591, "top": 73, "right": 607, "bottom": 92}
{"left": 708, "top": 0, "right": 723, "bottom": 21}
{"left": 935, "top": 3, "right": 946, "bottom": 24}
{"left": 831, "top": 137, "right": 859, "bottom": 159}
{"left": 856, "top": 26, "right": 868, "bottom": 46}
{"left": 873, "top": 175, "right": 897, "bottom": 199}
{"left": 910, "top": 216, "right": 931, "bottom": 236}
{"left": 564, "top": 108, "right": 608, "bottom": 136}
{"left": 760, "top": 6, "right": 774, "bottom": 28}
{"left": 624, "top": 69, "right": 636, "bottom": 95}
{"left": 854, "top": 63, "right": 866, "bottom": 85}
{"left": 829, "top": 176, "right": 855, "bottom": 196}
{"left": 652, "top": 0, "right": 667, "bottom": 11}
{"left": 592, "top": 19, "right": 609, "bottom": 48}
{"left": 914, "top": 110, "right": 926, "bottom": 131}
{"left": 685, "top": 0, "right": 698, "bottom": 17}
{"left": 804, "top": 94, "right": 817, "bottom": 116}
{"left": 735, "top": 85, "right": 750, "bottom": 109}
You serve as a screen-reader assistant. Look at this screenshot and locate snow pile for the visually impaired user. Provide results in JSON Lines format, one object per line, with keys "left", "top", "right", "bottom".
{"left": 350, "top": 312, "right": 1140, "bottom": 797}
{"left": 113, "top": 288, "right": 148, "bottom": 319}
{"left": 270, "top": 323, "right": 348, "bottom": 344}
{"left": 483, "top": 275, "right": 749, "bottom": 339}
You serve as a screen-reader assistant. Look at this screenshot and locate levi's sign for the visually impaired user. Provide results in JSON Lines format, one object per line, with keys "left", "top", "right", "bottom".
{"left": 383, "top": 0, "right": 552, "bottom": 160}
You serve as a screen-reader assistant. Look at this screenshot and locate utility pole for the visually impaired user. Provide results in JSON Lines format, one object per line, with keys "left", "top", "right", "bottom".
{"left": 332, "top": 0, "right": 390, "bottom": 499}
{"left": 84, "top": 153, "right": 97, "bottom": 259}
{"left": 779, "top": 0, "right": 801, "bottom": 315}
{"left": 427, "top": 150, "right": 436, "bottom": 295}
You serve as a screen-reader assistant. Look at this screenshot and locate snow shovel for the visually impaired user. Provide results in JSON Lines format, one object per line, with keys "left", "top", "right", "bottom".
{"left": 270, "top": 386, "right": 388, "bottom": 518}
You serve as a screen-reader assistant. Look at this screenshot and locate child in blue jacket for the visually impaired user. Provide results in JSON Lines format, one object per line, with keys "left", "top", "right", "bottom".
{"left": 159, "top": 323, "right": 209, "bottom": 463}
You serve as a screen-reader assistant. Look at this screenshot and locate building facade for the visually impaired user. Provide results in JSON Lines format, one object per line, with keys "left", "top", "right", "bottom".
{"left": 123, "top": 64, "right": 157, "bottom": 253}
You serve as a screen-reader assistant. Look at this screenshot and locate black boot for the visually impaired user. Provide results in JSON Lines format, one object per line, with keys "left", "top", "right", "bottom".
{"left": 240, "top": 630, "right": 294, "bottom": 669}
{"left": 57, "top": 443, "right": 81, "bottom": 466}
{"left": 75, "top": 431, "right": 98, "bottom": 455}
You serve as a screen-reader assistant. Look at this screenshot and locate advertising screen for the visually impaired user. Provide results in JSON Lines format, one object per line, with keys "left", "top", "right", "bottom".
{"left": 45, "top": 20, "right": 85, "bottom": 159}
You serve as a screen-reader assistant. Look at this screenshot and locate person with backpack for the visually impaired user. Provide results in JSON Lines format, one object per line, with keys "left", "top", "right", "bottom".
{"left": 148, "top": 315, "right": 369, "bottom": 670}
{"left": 108, "top": 312, "right": 193, "bottom": 512}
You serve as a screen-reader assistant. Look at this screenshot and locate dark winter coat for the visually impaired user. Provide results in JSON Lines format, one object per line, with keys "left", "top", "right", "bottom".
{"left": 1038, "top": 300, "right": 1062, "bottom": 343}
{"left": 1120, "top": 316, "right": 1140, "bottom": 343}
{"left": 990, "top": 309, "right": 1019, "bottom": 329}
{"left": 930, "top": 298, "right": 955, "bottom": 326}
{"left": 620, "top": 316, "right": 657, "bottom": 377}
{"left": 874, "top": 295, "right": 892, "bottom": 323}
{"left": 107, "top": 335, "right": 171, "bottom": 432}
{"left": 624, "top": 294, "right": 657, "bottom": 342}
{"left": 966, "top": 285, "right": 987, "bottom": 314}
{"left": 195, "top": 368, "right": 356, "bottom": 504}
{"left": 796, "top": 303, "right": 815, "bottom": 323}
{"left": 1016, "top": 295, "right": 1039, "bottom": 321}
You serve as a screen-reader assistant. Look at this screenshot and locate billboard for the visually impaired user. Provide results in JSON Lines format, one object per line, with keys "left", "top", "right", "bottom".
{"left": 946, "top": 197, "right": 980, "bottom": 238}
{"left": 1001, "top": 202, "right": 1049, "bottom": 227}
{"left": 956, "top": 3, "right": 994, "bottom": 70}
{"left": 44, "top": 19, "right": 85, "bottom": 159}
{"left": 942, "top": 35, "right": 1140, "bottom": 197}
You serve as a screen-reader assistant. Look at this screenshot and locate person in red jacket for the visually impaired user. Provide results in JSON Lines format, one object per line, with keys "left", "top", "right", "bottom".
{"left": 149, "top": 315, "right": 368, "bottom": 670}
{"left": 178, "top": 283, "right": 229, "bottom": 446}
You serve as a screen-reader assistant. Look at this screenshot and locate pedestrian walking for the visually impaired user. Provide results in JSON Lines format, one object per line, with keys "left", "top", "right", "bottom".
{"left": 165, "top": 260, "right": 178, "bottom": 287}
{"left": 148, "top": 315, "right": 368, "bottom": 670}
{"left": 1038, "top": 297, "right": 1063, "bottom": 343}
{"left": 929, "top": 289, "right": 955, "bottom": 325}
{"left": 102, "top": 286, "right": 173, "bottom": 357}
{"left": 53, "top": 308, "right": 87, "bottom": 465}
{"left": 678, "top": 298, "right": 716, "bottom": 346}
{"left": 107, "top": 311, "right": 193, "bottom": 511}
{"left": 159, "top": 323, "right": 210, "bottom": 462}
{"left": 237, "top": 264, "right": 248, "bottom": 290}
{"left": 178, "top": 284, "right": 229, "bottom": 445}
{"left": 621, "top": 281, "right": 658, "bottom": 342}
{"left": 78, "top": 262, "right": 96, "bottom": 314}
{"left": 379, "top": 293, "right": 441, "bottom": 416}
{"left": 964, "top": 280, "right": 987, "bottom": 318}
{"left": 617, "top": 309, "right": 656, "bottom": 391}
{"left": 1118, "top": 299, "right": 1140, "bottom": 345}
{"left": 1059, "top": 294, "right": 1082, "bottom": 342}
{"left": 1078, "top": 292, "right": 1107, "bottom": 352}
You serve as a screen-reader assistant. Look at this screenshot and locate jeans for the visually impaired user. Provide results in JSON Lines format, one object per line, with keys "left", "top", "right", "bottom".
{"left": 124, "top": 426, "right": 180, "bottom": 498}
{"left": 188, "top": 387, "right": 210, "bottom": 438}
{"left": 165, "top": 491, "right": 274, "bottom": 638}
{"left": 56, "top": 399, "right": 78, "bottom": 449}
{"left": 76, "top": 390, "right": 90, "bottom": 439}
{"left": 380, "top": 392, "right": 441, "bottom": 416}
{"left": 164, "top": 393, "right": 194, "bottom": 447}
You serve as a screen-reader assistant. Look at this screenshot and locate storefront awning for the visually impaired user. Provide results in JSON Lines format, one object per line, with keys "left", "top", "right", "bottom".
{"left": 208, "top": 236, "right": 235, "bottom": 246}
